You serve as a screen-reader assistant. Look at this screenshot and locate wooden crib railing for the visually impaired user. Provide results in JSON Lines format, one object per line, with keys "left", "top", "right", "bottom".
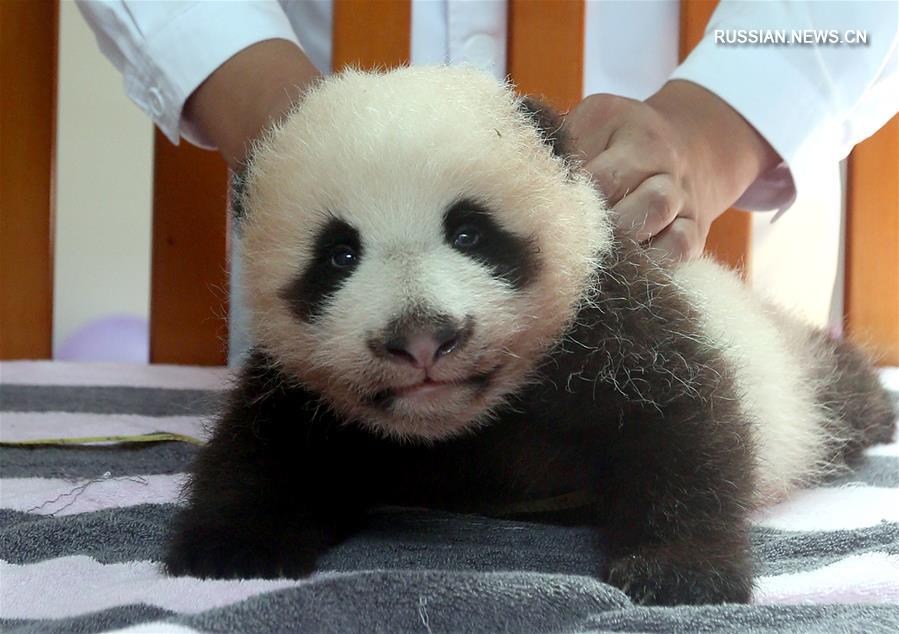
{"left": 2, "top": 0, "right": 896, "bottom": 366}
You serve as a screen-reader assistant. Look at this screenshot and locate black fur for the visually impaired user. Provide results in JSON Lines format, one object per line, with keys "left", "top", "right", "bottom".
{"left": 165, "top": 235, "right": 773, "bottom": 604}
{"left": 280, "top": 218, "right": 363, "bottom": 321}
{"left": 443, "top": 199, "right": 540, "bottom": 290}
{"left": 229, "top": 169, "right": 248, "bottom": 224}
{"left": 812, "top": 333, "right": 897, "bottom": 466}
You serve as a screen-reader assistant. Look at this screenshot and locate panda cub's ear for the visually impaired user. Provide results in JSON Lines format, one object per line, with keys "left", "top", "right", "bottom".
{"left": 517, "top": 96, "right": 571, "bottom": 159}
{"left": 229, "top": 169, "right": 248, "bottom": 224}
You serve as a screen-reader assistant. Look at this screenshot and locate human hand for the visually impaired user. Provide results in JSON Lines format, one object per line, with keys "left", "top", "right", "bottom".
{"left": 565, "top": 80, "right": 780, "bottom": 261}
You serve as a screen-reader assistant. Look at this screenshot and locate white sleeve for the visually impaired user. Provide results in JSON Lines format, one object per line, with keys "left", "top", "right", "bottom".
{"left": 75, "top": 0, "right": 302, "bottom": 148}
{"left": 670, "top": 0, "right": 899, "bottom": 212}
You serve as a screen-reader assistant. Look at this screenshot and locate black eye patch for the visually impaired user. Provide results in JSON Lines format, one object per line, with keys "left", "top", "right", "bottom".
{"left": 443, "top": 200, "right": 539, "bottom": 290}
{"left": 280, "top": 218, "right": 363, "bottom": 322}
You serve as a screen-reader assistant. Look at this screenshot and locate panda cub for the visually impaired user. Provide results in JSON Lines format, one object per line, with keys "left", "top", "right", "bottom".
{"left": 164, "top": 66, "right": 896, "bottom": 605}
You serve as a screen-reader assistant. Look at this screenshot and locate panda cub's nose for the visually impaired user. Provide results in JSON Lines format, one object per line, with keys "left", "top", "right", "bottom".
{"left": 380, "top": 323, "right": 469, "bottom": 369}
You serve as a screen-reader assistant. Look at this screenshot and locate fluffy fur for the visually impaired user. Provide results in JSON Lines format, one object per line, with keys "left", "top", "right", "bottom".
{"left": 239, "top": 67, "right": 607, "bottom": 439}
{"left": 165, "top": 66, "right": 896, "bottom": 605}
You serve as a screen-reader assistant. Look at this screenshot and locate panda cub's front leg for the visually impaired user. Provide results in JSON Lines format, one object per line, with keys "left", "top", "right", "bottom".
{"left": 164, "top": 496, "right": 351, "bottom": 580}
{"left": 597, "top": 396, "right": 756, "bottom": 605}
{"left": 164, "top": 361, "right": 366, "bottom": 579}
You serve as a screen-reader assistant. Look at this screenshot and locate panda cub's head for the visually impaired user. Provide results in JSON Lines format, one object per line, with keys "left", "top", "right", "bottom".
{"left": 240, "top": 66, "right": 612, "bottom": 441}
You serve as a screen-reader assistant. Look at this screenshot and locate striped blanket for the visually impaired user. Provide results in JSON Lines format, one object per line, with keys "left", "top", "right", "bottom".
{"left": 2, "top": 361, "right": 898, "bottom": 633}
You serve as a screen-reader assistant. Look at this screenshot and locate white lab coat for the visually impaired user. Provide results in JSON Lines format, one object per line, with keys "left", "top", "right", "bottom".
{"left": 77, "top": 0, "right": 898, "bottom": 213}
{"left": 76, "top": 0, "right": 898, "bottom": 364}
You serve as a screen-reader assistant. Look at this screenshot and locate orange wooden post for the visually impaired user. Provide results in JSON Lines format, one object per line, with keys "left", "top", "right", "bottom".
{"left": 149, "top": 133, "right": 230, "bottom": 365}
{"left": 332, "top": 0, "right": 411, "bottom": 70}
{"left": 845, "top": 114, "right": 899, "bottom": 365}
{"left": 507, "top": 0, "right": 585, "bottom": 112}
{"left": 0, "top": 0, "right": 57, "bottom": 359}
{"left": 680, "top": 0, "right": 751, "bottom": 273}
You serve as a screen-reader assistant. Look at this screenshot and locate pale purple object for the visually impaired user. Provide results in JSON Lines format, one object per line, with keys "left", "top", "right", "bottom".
{"left": 57, "top": 315, "right": 149, "bottom": 363}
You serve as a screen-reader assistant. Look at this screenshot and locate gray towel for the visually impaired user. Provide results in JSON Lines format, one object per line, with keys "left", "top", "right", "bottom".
{"left": 1, "top": 363, "right": 897, "bottom": 633}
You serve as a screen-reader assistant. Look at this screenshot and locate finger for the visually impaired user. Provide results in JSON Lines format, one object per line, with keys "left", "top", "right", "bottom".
{"left": 584, "top": 145, "right": 656, "bottom": 207}
{"left": 647, "top": 217, "right": 702, "bottom": 263}
{"left": 563, "top": 94, "right": 630, "bottom": 160}
{"left": 563, "top": 117, "right": 613, "bottom": 165}
{"left": 613, "top": 173, "right": 683, "bottom": 241}
{"left": 564, "top": 115, "right": 613, "bottom": 163}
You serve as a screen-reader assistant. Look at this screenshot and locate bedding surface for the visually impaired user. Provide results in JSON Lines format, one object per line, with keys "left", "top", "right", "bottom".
{"left": 1, "top": 361, "right": 897, "bottom": 633}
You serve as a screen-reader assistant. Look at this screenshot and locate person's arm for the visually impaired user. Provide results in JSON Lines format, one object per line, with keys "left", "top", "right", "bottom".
{"left": 76, "top": 0, "right": 318, "bottom": 167}
{"left": 184, "top": 40, "right": 319, "bottom": 168}
{"left": 673, "top": 0, "right": 899, "bottom": 213}
{"left": 567, "top": 0, "right": 899, "bottom": 261}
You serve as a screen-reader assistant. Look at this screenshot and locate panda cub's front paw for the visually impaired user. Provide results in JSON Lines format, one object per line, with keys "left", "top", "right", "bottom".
{"left": 606, "top": 549, "right": 753, "bottom": 606}
{"left": 163, "top": 520, "right": 326, "bottom": 580}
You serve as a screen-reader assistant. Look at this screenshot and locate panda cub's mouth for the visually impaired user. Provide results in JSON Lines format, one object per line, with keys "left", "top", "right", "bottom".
{"left": 368, "top": 368, "right": 497, "bottom": 408}
{"left": 393, "top": 378, "right": 459, "bottom": 398}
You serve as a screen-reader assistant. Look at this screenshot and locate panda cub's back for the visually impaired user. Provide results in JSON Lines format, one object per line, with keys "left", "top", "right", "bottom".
{"left": 674, "top": 258, "right": 841, "bottom": 503}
